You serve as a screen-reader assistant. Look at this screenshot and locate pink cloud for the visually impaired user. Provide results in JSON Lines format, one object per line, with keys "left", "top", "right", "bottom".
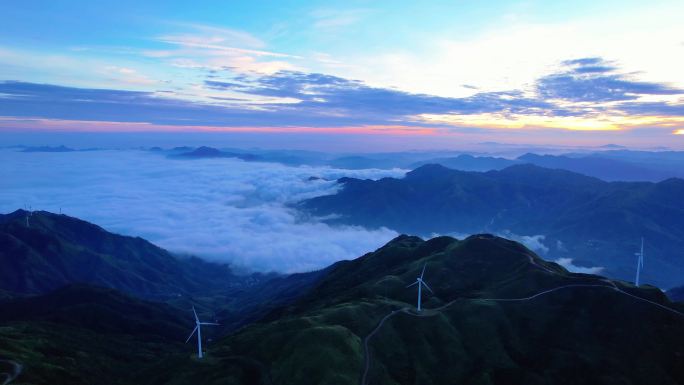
{"left": 0, "top": 117, "right": 437, "bottom": 136}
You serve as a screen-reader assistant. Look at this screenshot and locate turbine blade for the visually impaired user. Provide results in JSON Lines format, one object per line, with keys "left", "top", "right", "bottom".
{"left": 420, "top": 263, "right": 426, "bottom": 279}
{"left": 406, "top": 281, "right": 418, "bottom": 288}
{"left": 421, "top": 280, "right": 433, "bottom": 293}
{"left": 185, "top": 326, "right": 198, "bottom": 343}
{"left": 200, "top": 322, "right": 220, "bottom": 325}
{"left": 192, "top": 306, "right": 199, "bottom": 323}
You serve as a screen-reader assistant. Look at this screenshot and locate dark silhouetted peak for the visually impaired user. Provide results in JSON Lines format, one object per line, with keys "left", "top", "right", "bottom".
{"left": 173, "top": 146, "right": 261, "bottom": 161}
{"left": 516, "top": 152, "right": 544, "bottom": 161}
{"left": 336, "top": 176, "right": 363, "bottom": 184}
{"left": 497, "top": 162, "right": 549, "bottom": 172}
{"left": 466, "top": 233, "right": 497, "bottom": 240}
{"left": 405, "top": 163, "right": 455, "bottom": 179}
{"left": 413, "top": 235, "right": 457, "bottom": 258}
{"left": 187, "top": 146, "right": 222, "bottom": 156}
{"left": 386, "top": 234, "right": 424, "bottom": 246}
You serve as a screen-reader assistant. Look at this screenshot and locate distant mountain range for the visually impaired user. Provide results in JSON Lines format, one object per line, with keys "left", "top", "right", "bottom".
{"left": 300, "top": 164, "right": 684, "bottom": 288}
{"left": 1, "top": 212, "right": 683, "bottom": 384}
{"left": 411, "top": 154, "right": 516, "bottom": 171}
{"left": 411, "top": 152, "right": 684, "bottom": 182}
{"left": 17, "top": 145, "right": 100, "bottom": 152}
{"left": 20, "top": 145, "right": 76, "bottom": 152}
{"left": 168, "top": 147, "right": 684, "bottom": 182}
{"left": 15, "top": 144, "right": 683, "bottom": 182}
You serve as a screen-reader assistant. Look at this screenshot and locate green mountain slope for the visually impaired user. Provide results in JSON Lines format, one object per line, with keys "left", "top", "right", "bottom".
{"left": 0, "top": 209, "right": 328, "bottom": 332}
{"left": 0, "top": 285, "right": 193, "bottom": 385}
{"left": 152, "top": 234, "right": 684, "bottom": 385}
{"left": 0, "top": 209, "right": 241, "bottom": 299}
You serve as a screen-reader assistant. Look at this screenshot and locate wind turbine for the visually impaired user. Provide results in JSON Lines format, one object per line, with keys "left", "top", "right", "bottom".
{"left": 635, "top": 237, "right": 645, "bottom": 286}
{"left": 185, "top": 306, "right": 219, "bottom": 359}
{"left": 24, "top": 205, "right": 32, "bottom": 227}
{"left": 406, "top": 263, "right": 433, "bottom": 312}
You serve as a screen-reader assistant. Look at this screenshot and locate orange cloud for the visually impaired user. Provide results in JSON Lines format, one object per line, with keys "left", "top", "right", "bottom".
{"left": 417, "top": 112, "right": 684, "bottom": 132}
{"left": 0, "top": 117, "right": 436, "bottom": 136}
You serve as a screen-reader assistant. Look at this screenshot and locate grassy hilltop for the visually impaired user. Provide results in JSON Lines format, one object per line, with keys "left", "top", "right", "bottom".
{"left": 151, "top": 235, "right": 684, "bottom": 385}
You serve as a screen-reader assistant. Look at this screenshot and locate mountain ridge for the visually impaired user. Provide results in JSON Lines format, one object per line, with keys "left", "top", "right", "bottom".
{"left": 153, "top": 234, "right": 684, "bottom": 385}
{"left": 300, "top": 164, "right": 684, "bottom": 287}
{"left": 0, "top": 209, "right": 239, "bottom": 299}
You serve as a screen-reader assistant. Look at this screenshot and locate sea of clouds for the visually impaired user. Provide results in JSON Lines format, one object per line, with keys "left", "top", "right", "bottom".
{"left": 0, "top": 149, "right": 404, "bottom": 273}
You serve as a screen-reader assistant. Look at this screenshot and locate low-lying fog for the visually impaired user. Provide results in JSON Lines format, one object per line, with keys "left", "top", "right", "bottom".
{"left": 2, "top": 148, "right": 605, "bottom": 274}
{"left": 1, "top": 148, "right": 404, "bottom": 272}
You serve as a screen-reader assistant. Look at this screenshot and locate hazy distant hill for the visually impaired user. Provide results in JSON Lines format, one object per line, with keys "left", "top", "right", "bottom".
{"left": 411, "top": 154, "right": 517, "bottom": 171}
{"left": 20, "top": 145, "right": 76, "bottom": 152}
{"left": 152, "top": 235, "right": 684, "bottom": 385}
{"left": 516, "top": 153, "right": 675, "bottom": 182}
{"left": 300, "top": 164, "right": 684, "bottom": 287}
{"left": 170, "top": 146, "right": 261, "bottom": 161}
{"left": 412, "top": 151, "right": 684, "bottom": 182}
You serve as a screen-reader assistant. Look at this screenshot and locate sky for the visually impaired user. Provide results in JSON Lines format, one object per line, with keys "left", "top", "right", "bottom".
{"left": 1, "top": 0, "right": 684, "bottom": 149}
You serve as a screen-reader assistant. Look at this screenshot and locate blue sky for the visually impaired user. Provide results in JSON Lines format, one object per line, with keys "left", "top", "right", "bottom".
{"left": 1, "top": 0, "right": 683, "bottom": 149}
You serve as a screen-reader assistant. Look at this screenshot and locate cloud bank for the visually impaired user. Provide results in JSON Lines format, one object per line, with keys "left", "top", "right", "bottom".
{"left": 0, "top": 149, "right": 403, "bottom": 273}
{"left": 554, "top": 258, "right": 605, "bottom": 274}
{"left": 2, "top": 57, "right": 681, "bottom": 135}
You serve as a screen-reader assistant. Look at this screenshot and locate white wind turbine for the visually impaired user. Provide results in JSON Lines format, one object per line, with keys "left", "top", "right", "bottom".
{"left": 185, "top": 306, "right": 219, "bottom": 359}
{"left": 24, "top": 205, "right": 32, "bottom": 227}
{"left": 406, "top": 263, "right": 433, "bottom": 312}
{"left": 635, "top": 237, "right": 645, "bottom": 286}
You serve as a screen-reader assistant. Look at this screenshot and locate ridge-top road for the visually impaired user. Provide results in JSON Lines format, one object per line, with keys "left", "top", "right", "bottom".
{"left": 360, "top": 282, "right": 684, "bottom": 385}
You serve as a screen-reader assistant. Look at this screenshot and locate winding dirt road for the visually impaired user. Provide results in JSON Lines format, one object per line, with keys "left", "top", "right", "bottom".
{"left": 360, "top": 282, "right": 684, "bottom": 385}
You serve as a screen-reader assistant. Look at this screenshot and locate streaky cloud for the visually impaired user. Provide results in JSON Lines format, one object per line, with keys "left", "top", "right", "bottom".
{"left": 537, "top": 57, "right": 683, "bottom": 102}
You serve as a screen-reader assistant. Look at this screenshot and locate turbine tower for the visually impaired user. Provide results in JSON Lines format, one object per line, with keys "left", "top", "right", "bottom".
{"left": 406, "top": 263, "right": 433, "bottom": 312}
{"left": 635, "top": 237, "right": 645, "bottom": 286}
{"left": 185, "top": 306, "right": 219, "bottom": 359}
{"left": 25, "top": 205, "right": 32, "bottom": 227}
